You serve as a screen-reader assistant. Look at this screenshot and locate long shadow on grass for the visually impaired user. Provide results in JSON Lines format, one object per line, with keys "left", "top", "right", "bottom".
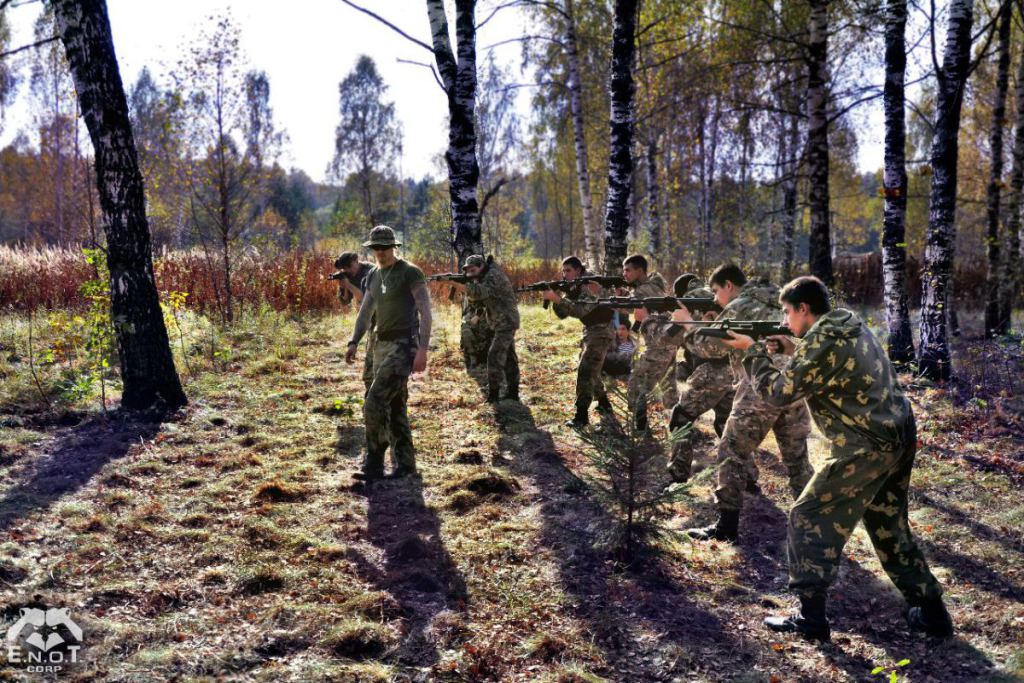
{"left": 349, "top": 476, "right": 467, "bottom": 668}
{"left": 494, "top": 400, "right": 752, "bottom": 678}
{"left": 0, "top": 411, "right": 163, "bottom": 532}
{"left": 914, "top": 490, "right": 1024, "bottom": 557}
{"left": 732, "top": 493, "right": 1005, "bottom": 681}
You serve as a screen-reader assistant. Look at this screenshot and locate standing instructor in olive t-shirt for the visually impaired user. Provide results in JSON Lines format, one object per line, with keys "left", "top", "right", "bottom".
{"left": 345, "top": 226, "right": 432, "bottom": 482}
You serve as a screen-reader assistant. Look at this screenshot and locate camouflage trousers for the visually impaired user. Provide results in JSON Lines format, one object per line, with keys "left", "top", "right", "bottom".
{"left": 788, "top": 409, "right": 943, "bottom": 603}
{"left": 715, "top": 380, "right": 813, "bottom": 511}
{"left": 363, "top": 336, "right": 418, "bottom": 476}
{"left": 362, "top": 330, "right": 377, "bottom": 392}
{"left": 486, "top": 328, "right": 520, "bottom": 396}
{"left": 461, "top": 315, "right": 493, "bottom": 370}
{"left": 666, "top": 360, "right": 736, "bottom": 482}
{"left": 576, "top": 324, "right": 615, "bottom": 404}
{"left": 627, "top": 322, "right": 679, "bottom": 418}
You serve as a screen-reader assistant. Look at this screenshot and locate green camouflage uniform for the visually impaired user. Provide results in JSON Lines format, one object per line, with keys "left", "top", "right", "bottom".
{"left": 465, "top": 263, "right": 521, "bottom": 397}
{"left": 667, "top": 284, "right": 736, "bottom": 481}
{"left": 742, "top": 309, "right": 943, "bottom": 604}
{"left": 626, "top": 273, "right": 682, "bottom": 418}
{"left": 553, "top": 284, "right": 615, "bottom": 406}
{"left": 685, "top": 279, "right": 813, "bottom": 511}
{"left": 460, "top": 293, "right": 493, "bottom": 370}
{"left": 361, "top": 260, "right": 426, "bottom": 476}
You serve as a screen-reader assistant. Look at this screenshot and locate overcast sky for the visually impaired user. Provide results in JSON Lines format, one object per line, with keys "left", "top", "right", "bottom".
{"left": 0, "top": 0, "right": 885, "bottom": 183}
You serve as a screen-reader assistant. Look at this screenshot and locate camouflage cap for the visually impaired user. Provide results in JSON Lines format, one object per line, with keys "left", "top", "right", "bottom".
{"left": 362, "top": 225, "right": 402, "bottom": 248}
{"left": 462, "top": 254, "right": 487, "bottom": 270}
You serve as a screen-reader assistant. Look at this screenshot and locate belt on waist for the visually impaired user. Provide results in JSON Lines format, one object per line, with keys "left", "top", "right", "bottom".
{"left": 376, "top": 327, "right": 415, "bottom": 342}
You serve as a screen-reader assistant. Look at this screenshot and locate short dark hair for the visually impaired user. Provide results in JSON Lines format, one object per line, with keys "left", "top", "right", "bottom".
{"left": 562, "top": 255, "right": 585, "bottom": 273}
{"left": 337, "top": 251, "right": 359, "bottom": 268}
{"left": 780, "top": 276, "right": 832, "bottom": 315}
{"left": 623, "top": 254, "right": 648, "bottom": 272}
{"left": 673, "top": 273, "right": 700, "bottom": 297}
{"left": 709, "top": 264, "right": 747, "bottom": 289}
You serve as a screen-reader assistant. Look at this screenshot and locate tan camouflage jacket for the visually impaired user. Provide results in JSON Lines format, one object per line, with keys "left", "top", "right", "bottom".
{"left": 742, "top": 308, "right": 909, "bottom": 452}
{"left": 684, "top": 279, "right": 783, "bottom": 379}
{"left": 465, "top": 263, "right": 520, "bottom": 332}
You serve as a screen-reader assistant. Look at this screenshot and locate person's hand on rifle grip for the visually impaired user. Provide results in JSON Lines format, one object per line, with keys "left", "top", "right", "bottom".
{"left": 766, "top": 335, "right": 796, "bottom": 356}
{"left": 542, "top": 289, "right": 561, "bottom": 303}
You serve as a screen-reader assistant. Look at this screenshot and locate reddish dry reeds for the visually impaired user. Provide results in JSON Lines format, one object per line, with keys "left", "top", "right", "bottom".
{"left": 1, "top": 245, "right": 561, "bottom": 314}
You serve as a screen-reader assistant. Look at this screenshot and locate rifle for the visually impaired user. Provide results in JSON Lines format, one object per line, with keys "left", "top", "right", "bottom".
{"left": 594, "top": 295, "right": 722, "bottom": 331}
{"left": 595, "top": 296, "right": 722, "bottom": 314}
{"left": 516, "top": 275, "right": 629, "bottom": 309}
{"left": 669, "top": 319, "right": 791, "bottom": 340}
{"left": 426, "top": 272, "right": 472, "bottom": 302}
{"left": 327, "top": 271, "right": 348, "bottom": 282}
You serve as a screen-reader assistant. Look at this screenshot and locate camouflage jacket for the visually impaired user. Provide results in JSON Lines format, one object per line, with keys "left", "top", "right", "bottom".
{"left": 552, "top": 281, "right": 614, "bottom": 328}
{"left": 684, "top": 279, "right": 784, "bottom": 380}
{"left": 742, "top": 308, "right": 909, "bottom": 452}
{"left": 465, "top": 263, "right": 520, "bottom": 332}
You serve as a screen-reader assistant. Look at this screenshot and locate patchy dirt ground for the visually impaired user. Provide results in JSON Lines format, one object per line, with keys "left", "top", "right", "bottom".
{"left": 0, "top": 305, "right": 1022, "bottom": 682}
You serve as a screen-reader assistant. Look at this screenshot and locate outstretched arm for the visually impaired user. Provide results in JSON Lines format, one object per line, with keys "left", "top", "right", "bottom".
{"left": 412, "top": 281, "right": 432, "bottom": 372}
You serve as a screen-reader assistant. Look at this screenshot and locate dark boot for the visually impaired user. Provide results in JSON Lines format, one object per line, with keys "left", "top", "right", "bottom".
{"left": 764, "top": 594, "right": 831, "bottom": 642}
{"left": 506, "top": 383, "right": 520, "bottom": 402}
{"left": 352, "top": 469, "right": 383, "bottom": 483}
{"left": 567, "top": 398, "right": 590, "bottom": 428}
{"left": 486, "top": 383, "right": 501, "bottom": 403}
{"left": 386, "top": 466, "right": 419, "bottom": 480}
{"left": 686, "top": 509, "right": 739, "bottom": 543}
{"left": 634, "top": 405, "right": 648, "bottom": 432}
{"left": 906, "top": 597, "right": 954, "bottom": 638}
{"left": 595, "top": 396, "right": 613, "bottom": 415}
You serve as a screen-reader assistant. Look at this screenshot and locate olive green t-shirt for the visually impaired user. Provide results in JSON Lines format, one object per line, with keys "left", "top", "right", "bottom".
{"left": 368, "top": 259, "right": 426, "bottom": 336}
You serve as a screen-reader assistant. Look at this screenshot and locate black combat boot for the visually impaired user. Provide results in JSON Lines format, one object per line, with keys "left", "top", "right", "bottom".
{"left": 567, "top": 398, "right": 590, "bottom": 428}
{"left": 386, "top": 466, "right": 419, "bottom": 480}
{"left": 686, "top": 509, "right": 740, "bottom": 543}
{"left": 352, "top": 469, "right": 383, "bottom": 483}
{"left": 595, "top": 396, "right": 613, "bottom": 415}
{"left": 487, "top": 383, "right": 501, "bottom": 403}
{"left": 634, "top": 405, "right": 649, "bottom": 432}
{"left": 764, "top": 593, "right": 831, "bottom": 642}
{"left": 906, "top": 596, "right": 954, "bottom": 638}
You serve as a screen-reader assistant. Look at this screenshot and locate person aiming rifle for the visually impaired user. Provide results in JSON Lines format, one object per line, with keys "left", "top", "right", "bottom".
{"left": 719, "top": 276, "right": 952, "bottom": 643}
{"left": 541, "top": 256, "right": 616, "bottom": 427}
{"left": 677, "top": 264, "right": 813, "bottom": 543}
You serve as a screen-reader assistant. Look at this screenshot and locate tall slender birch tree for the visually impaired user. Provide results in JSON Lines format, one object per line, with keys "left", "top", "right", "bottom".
{"left": 52, "top": 0, "right": 187, "bottom": 409}
{"left": 1000, "top": 36, "right": 1024, "bottom": 333}
{"left": 918, "top": 0, "right": 974, "bottom": 381}
{"left": 881, "top": 0, "right": 915, "bottom": 367}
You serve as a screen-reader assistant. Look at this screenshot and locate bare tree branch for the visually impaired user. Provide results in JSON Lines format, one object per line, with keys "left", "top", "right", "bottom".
{"left": 397, "top": 57, "right": 446, "bottom": 92}
{"left": 0, "top": 35, "right": 59, "bottom": 59}
{"left": 338, "top": 0, "right": 434, "bottom": 53}
{"left": 476, "top": 1, "right": 521, "bottom": 30}
{"left": 479, "top": 176, "right": 511, "bottom": 218}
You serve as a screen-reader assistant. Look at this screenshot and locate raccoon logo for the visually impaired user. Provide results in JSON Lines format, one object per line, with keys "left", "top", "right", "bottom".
{"left": 6, "top": 605, "right": 83, "bottom": 670}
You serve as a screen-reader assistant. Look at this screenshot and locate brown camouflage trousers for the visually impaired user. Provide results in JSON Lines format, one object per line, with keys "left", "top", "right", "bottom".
{"left": 576, "top": 324, "right": 615, "bottom": 404}
{"left": 363, "top": 337, "right": 418, "bottom": 476}
{"left": 627, "top": 322, "right": 679, "bottom": 419}
{"left": 667, "top": 360, "right": 736, "bottom": 482}
{"left": 362, "top": 330, "right": 377, "bottom": 392}
{"left": 486, "top": 328, "right": 520, "bottom": 395}
{"left": 788, "top": 409, "right": 943, "bottom": 602}
{"left": 715, "top": 380, "right": 813, "bottom": 511}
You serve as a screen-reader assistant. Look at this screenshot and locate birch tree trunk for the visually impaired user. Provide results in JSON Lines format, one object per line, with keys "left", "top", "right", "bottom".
{"left": 426, "top": 0, "right": 483, "bottom": 261}
{"left": 806, "top": 0, "right": 834, "bottom": 285}
{"left": 53, "top": 0, "right": 187, "bottom": 409}
{"left": 564, "top": 0, "right": 601, "bottom": 269}
{"left": 984, "top": 1, "right": 1012, "bottom": 337}
{"left": 645, "top": 134, "right": 662, "bottom": 265}
{"left": 881, "top": 0, "right": 915, "bottom": 367}
{"left": 1000, "top": 40, "right": 1024, "bottom": 333}
{"left": 781, "top": 112, "right": 800, "bottom": 281}
{"left": 918, "top": 0, "right": 974, "bottom": 381}
{"left": 602, "top": 0, "right": 638, "bottom": 275}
